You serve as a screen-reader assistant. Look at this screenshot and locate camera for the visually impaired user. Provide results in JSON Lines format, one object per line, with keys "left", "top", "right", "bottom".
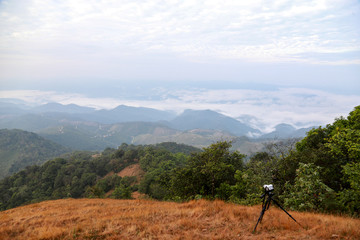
{"left": 263, "top": 184, "right": 274, "bottom": 192}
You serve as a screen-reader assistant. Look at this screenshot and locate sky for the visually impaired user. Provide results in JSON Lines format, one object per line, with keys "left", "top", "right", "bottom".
{"left": 0, "top": 0, "right": 359, "bottom": 132}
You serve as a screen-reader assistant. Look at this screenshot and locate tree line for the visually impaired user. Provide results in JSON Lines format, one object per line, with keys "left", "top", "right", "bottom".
{"left": 0, "top": 106, "right": 359, "bottom": 217}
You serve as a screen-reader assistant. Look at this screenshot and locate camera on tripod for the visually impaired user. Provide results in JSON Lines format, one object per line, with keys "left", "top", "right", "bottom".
{"left": 253, "top": 183, "right": 302, "bottom": 232}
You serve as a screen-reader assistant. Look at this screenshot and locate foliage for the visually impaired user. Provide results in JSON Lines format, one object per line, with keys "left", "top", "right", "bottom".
{"left": 85, "top": 175, "right": 123, "bottom": 198}
{"left": 1, "top": 147, "right": 107, "bottom": 209}
{"left": 337, "top": 162, "right": 360, "bottom": 216}
{"left": 138, "top": 146, "right": 188, "bottom": 200}
{"left": 112, "top": 177, "right": 136, "bottom": 199}
{"left": 276, "top": 106, "right": 360, "bottom": 215}
{"left": 326, "top": 106, "right": 360, "bottom": 161}
{"left": 154, "top": 142, "right": 201, "bottom": 155}
{"left": 0, "top": 142, "right": 197, "bottom": 210}
{"left": 282, "top": 163, "right": 335, "bottom": 212}
{"left": 170, "top": 141, "right": 245, "bottom": 200}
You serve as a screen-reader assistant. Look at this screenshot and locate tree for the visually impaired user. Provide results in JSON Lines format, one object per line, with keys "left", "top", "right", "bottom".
{"left": 326, "top": 105, "right": 360, "bottom": 162}
{"left": 112, "top": 184, "right": 132, "bottom": 199}
{"left": 337, "top": 162, "right": 360, "bottom": 216}
{"left": 282, "top": 163, "right": 335, "bottom": 212}
{"left": 279, "top": 127, "right": 342, "bottom": 192}
{"left": 228, "top": 152, "right": 278, "bottom": 205}
{"left": 171, "top": 141, "right": 245, "bottom": 200}
{"left": 139, "top": 148, "right": 188, "bottom": 200}
{"left": 229, "top": 169, "right": 262, "bottom": 205}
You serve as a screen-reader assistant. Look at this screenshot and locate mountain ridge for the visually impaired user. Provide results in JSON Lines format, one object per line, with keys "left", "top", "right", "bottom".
{"left": 0, "top": 101, "right": 315, "bottom": 151}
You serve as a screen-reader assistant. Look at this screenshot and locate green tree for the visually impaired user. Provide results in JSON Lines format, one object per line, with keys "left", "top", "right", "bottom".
{"left": 229, "top": 169, "right": 264, "bottom": 205}
{"left": 282, "top": 163, "right": 335, "bottom": 212}
{"left": 171, "top": 141, "right": 245, "bottom": 200}
{"left": 337, "top": 162, "right": 360, "bottom": 216}
{"left": 139, "top": 148, "right": 187, "bottom": 200}
{"left": 112, "top": 184, "right": 132, "bottom": 199}
{"left": 326, "top": 105, "right": 360, "bottom": 162}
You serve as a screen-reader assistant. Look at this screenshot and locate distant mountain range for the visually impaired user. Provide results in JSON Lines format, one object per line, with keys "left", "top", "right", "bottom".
{"left": 0, "top": 101, "right": 315, "bottom": 152}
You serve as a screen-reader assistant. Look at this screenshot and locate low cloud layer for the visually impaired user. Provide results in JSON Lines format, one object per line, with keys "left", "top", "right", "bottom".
{"left": 1, "top": 88, "right": 358, "bottom": 132}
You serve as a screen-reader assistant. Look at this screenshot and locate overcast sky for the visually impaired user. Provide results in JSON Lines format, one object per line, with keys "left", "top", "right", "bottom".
{"left": 0, "top": 0, "right": 359, "bottom": 131}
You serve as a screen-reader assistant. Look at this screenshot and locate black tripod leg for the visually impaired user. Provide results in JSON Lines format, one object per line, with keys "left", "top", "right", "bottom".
{"left": 260, "top": 198, "right": 271, "bottom": 222}
{"left": 253, "top": 205, "right": 266, "bottom": 232}
{"left": 271, "top": 198, "right": 303, "bottom": 228}
{"left": 253, "top": 197, "right": 271, "bottom": 232}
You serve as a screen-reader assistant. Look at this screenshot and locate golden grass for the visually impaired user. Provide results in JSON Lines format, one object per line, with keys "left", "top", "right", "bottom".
{"left": 0, "top": 198, "right": 359, "bottom": 240}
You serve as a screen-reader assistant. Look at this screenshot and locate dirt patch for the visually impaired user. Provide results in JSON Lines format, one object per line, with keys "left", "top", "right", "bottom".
{"left": 117, "top": 163, "right": 145, "bottom": 182}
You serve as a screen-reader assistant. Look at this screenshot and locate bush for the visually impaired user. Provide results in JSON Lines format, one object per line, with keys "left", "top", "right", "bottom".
{"left": 112, "top": 184, "right": 132, "bottom": 199}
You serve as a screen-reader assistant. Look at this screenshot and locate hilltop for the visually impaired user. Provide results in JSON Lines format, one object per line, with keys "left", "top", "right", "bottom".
{"left": 0, "top": 198, "right": 359, "bottom": 240}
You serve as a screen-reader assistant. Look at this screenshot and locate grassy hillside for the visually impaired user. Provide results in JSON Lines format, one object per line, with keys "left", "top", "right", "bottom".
{"left": 0, "top": 129, "right": 70, "bottom": 179}
{"left": 0, "top": 198, "right": 359, "bottom": 240}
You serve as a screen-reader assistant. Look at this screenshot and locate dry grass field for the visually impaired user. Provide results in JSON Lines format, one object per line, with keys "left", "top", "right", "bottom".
{"left": 0, "top": 198, "right": 359, "bottom": 240}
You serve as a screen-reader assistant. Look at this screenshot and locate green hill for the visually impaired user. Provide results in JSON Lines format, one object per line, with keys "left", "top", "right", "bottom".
{"left": 0, "top": 142, "right": 200, "bottom": 210}
{"left": 0, "top": 129, "right": 70, "bottom": 179}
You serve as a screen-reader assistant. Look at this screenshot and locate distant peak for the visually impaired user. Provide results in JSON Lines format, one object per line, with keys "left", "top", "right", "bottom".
{"left": 274, "top": 123, "right": 296, "bottom": 131}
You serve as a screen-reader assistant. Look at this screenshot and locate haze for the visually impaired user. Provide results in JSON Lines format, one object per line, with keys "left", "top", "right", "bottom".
{"left": 1, "top": 0, "right": 359, "bottom": 131}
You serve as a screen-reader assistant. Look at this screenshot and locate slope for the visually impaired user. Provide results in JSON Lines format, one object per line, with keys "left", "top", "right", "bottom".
{"left": 0, "top": 129, "right": 70, "bottom": 179}
{"left": 0, "top": 198, "right": 359, "bottom": 240}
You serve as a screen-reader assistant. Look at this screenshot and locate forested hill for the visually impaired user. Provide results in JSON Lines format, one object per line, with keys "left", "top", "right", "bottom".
{"left": 0, "top": 142, "right": 201, "bottom": 210}
{"left": 0, "top": 129, "right": 70, "bottom": 179}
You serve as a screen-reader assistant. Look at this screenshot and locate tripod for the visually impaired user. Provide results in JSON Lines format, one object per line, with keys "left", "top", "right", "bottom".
{"left": 253, "top": 190, "right": 302, "bottom": 232}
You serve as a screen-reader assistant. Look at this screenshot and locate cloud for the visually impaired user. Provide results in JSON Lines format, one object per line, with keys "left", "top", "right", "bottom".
{"left": 0, "top": 0, "right": 358, "bottom": 111}
{"left": 1, "top": 88, "right": 359, "bottom": 132}
{"left": 155, "top": 87, "right": 360, "bottom": 131}
{"left": 0, "top": 0, "right": 359, "bottom": 66}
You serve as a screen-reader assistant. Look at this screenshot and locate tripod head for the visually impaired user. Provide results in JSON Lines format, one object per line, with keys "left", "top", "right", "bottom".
{"left": 263, "top": 184, "right": 274, "bottom": 193}
{"left": 261, "top": 184, "right": 274, "bottom": 199}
